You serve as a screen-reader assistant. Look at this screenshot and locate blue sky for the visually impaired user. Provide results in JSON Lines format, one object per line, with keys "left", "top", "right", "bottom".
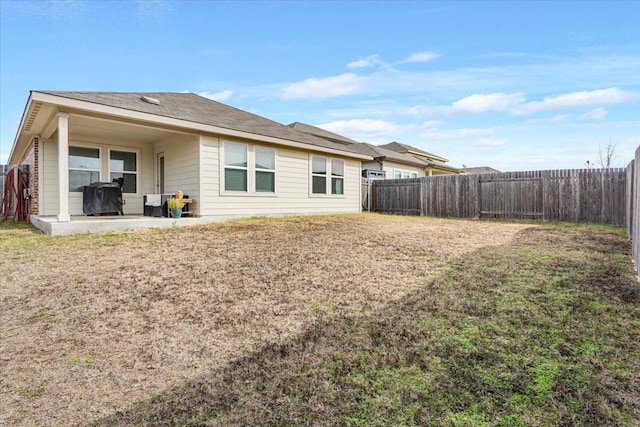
{"left": 1, "top": 0, "right": 638, "bottom": 170}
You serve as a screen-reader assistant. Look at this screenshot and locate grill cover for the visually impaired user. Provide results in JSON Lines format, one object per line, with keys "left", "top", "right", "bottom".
{"left": 82, "top": 182, "right": 123, "bottom": 215}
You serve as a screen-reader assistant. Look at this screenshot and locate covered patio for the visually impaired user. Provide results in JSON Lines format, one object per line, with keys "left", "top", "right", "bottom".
{"left": 31, "top": 214, "right": 223, "bottom": 236}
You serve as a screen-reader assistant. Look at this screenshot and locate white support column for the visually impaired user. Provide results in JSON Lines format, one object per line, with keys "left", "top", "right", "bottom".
{"left": 57, "top": 113, "right": 70, "bottom": 222}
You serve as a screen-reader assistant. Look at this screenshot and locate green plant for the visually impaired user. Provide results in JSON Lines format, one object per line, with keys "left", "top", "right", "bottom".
{"left": 167, "top": 197, "right": 185, "bottom": 211}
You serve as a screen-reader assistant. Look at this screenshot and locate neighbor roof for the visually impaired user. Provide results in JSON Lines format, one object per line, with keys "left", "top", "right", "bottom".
{"left": 379, "top": 141, "right": 448, "bottom": 163}
{"left": 348, "top": 142, "right": 434, "bottom": 167}
{"left": 462, "top": 166, "right": 501, "bottom": 174}
{"left": 29, "top": 91, "right": 367, "bottom": 157}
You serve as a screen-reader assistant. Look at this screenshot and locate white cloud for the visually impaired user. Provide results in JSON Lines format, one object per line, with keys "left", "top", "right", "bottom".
{"left": 317, "top": 119, "right": 408, "bottom": 142}
{"left": 444, "top": 88, "right": 635, "bottom": 117}
{"left": 347, "top": 54, "right": 383, "bottom": 69}
{"left": 281, "top": 73, "right": 367, "bottom": 100}
{"left": 577, "top": 108, "right": 608, "bottom": 122}
{"left": 516, "top": 87, "right": 635, "bottom": 114}
{"left": 197, "top": 90, "right": 233, "bottom": 101}
{"left": 475, "top": 138, "right": 508, "bottom": 147}
{"left": 419, "top": 127, "right": 497, "bottom": 140}
{"left": 403, "top": 51, "right": 440, "bottom": 63}
{"left": 449, "top": 93, "right": 526, "bottom": 114}
{"left": 420, "top": 120, "right": 442, "bottom": 129}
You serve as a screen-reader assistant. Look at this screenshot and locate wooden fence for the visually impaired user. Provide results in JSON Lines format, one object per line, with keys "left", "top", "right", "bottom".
{"left": 628, "top": 147, "right": 640, "bottom": 274}
{"left": 371, "top": 168, "right": 628, "bottom": 226}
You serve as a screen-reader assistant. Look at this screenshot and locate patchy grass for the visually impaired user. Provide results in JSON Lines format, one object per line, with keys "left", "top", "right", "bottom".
{"left": 1, "top": 215, "right": 638, "bottom": 426}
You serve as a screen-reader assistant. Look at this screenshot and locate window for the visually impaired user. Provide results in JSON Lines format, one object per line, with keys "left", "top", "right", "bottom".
{"left": 110, "top": 150, "right": 138, "bottom": 193}
{"left": 394, "top": 168, "right": 419, "bottom": 179}
{"left": 69, "top": 146, "right": 100, "bottom": 191}
{"left": 255, "top": 147, "right": 275, "bottom": 192}
{"left": 311, "top": 156, "right": 345, "bottom": 196}
{"left": 331, "top": 159, "right": 344, "bottom": 195}
{"left": 311, "top": 156, "right": 327, "bottom": 194}
{"left": 224, "top": 142, "right": 248, "bottom": 192}
{"left": 223, "top": 142, "right": 276, "bottom": 193}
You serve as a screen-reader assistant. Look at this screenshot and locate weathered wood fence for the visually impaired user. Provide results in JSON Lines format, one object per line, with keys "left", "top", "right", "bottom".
{"left": 628, "top": 146, "right": 640, "bottom": 274}
{"left": 371, "top": 168, "right": 628, "bottom": 226}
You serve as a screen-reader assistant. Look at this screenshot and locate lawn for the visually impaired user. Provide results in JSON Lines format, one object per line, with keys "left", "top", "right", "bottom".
{"left": 1, "top": 214, "right": 638, "bottom": 426}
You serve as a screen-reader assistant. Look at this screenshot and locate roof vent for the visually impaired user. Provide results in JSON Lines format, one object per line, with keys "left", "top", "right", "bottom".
{"left": 140, "top": 95, "right": 160, "bottom": 105}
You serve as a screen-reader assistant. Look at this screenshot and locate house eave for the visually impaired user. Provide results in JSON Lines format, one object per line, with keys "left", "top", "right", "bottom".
{"left": 21, "top": 91, "right": 370, "bottom": 161}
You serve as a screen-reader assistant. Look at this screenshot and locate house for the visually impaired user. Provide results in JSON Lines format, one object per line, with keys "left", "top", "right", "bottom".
{"left": 7, "top": 91, "right": 370, "bottom": 235}
{"left": 288, "top": 123, "right": 461, "bottom": 178}
{"left": 462, "top": 166, "right": 501, "bottom": 174}
{"left": 377, "top": 142, "right": 461, "bottom": 176}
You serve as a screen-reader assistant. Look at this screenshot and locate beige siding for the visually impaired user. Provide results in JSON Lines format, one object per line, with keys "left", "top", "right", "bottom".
{"left": 39, "top": 126, "right": 362, "bottom": 220}
{"left": 41, "top": 135, "right": 59, "bottom": 216}
{"left": 41, "top": 132, "right": 156, "bottom": 216}
{"left": 383, "top": 161, "right": 425, "bottom": 179}
{"left": 197, "top": 137, "right": 361, "bottom": 217}
{"left": 198, "top": 135, "right": 220, "bottom": 214}
{"left": 154, "top": 134, "right": 200, "bottom": 203}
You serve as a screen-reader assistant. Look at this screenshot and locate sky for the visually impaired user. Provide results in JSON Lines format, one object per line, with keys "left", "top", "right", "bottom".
{"left": 1, "top": 0, "right": 639, "bottom": 171}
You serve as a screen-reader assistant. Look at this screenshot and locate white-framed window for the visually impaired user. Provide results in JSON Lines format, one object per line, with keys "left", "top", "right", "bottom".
{"left": 222, "top": 141, "right": 276, "bottom": 194}
{"left": 331, "top": 158, "right": 344, "bottom": 195}
{"left": 109, "top": 149, "right": 138, "bottom": 194}
{"left": 393, "top": 169, "right": 419, "bottom": 179}
{"left": 69, "top": 146, "right": 100, "bottom": 192}
{"left": 311, "top": 155, "right": 345, "bottom": 196}
{"left": 224, "top": 142, "right": 248, "bottom": 192}
{"left": 311, "top": 155, "right": 327, "bottom": 194}
{"left": 255, "top": 147, "right": 275, "bottom": 193}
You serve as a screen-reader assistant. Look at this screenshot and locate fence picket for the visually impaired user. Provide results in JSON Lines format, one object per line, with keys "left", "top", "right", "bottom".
{"left": 372, "top": 167, "right": 627, "bottom": 226}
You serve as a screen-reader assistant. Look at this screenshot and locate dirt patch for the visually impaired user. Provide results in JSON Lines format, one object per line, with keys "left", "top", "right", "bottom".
{"left": 1, "top": 214, "right": 529, "bottom": 425}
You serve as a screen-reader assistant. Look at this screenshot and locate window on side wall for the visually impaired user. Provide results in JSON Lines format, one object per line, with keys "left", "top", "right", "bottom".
{"left": 311, "top": 156, "right": 345, "bottom": 196}
{"left": 110, "top": 150, "right": 138, "bottom": 193}
{"left": 393, "top": 168, "right": 418, "bottom": 179}
{"left": 255, "top": 147, "right": 275, "bottom": 192}
{"left": 69, "top": 146, "right": 100, "bottom": 192}
{"left": 311, "top": 156, "right": 327, "bottom": 194}
{"left": 331, "top": 159, "right": 344, "bottom": 195}
{"left": 224, "top": 142, "right": 248, "bottom": 192}
{"left": 223, "top": 142, "right": 276, "bottom": 194}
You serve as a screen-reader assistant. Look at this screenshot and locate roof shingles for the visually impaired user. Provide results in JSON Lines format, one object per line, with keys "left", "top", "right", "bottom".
{"left": 38, "top": 91, "right": 363, "bottom": 155}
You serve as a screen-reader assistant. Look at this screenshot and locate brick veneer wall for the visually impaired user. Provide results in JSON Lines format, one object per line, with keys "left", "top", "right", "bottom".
{"left": 20, "top": 138, "right": 39, "bottom": 215}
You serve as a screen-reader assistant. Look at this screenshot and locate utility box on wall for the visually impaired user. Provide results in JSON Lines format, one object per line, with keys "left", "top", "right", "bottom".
{"left": 362, "top": 169, "right": 386, "bottom": 180}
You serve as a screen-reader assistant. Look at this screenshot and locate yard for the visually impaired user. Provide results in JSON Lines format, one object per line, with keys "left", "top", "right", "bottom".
{"left": 1, "top": 214, "right": 639, "bottom": 426}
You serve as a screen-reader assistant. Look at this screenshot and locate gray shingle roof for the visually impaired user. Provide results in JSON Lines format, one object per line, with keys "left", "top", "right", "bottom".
{"left": 379, "top": 141, "right": 447, "bottom": 162}
{"left": 37, "top": 91, "right": 365, "bottom": 156}
{"left": 348, "top": 143, "right": 434, "bottom": 167}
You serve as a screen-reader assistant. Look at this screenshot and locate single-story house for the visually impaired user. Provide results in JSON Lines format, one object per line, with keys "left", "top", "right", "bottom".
{"left": 7, "top": 91, "right": 371, "bottom": 235}
{"left": 462, "top": 166, "right": 501, "bottom": 174}
{"left": 287, "top": 123, "right": 461, "bottom": 178}
{"left": 377, "top": 142, "right": 461, "bottom": 176}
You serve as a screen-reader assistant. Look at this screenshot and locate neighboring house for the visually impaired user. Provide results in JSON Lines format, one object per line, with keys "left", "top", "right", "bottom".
{"left": 288, "top": 123, "right": 461, "bottom": 178}
{"left": 345, "top": 142, "right": 433, "bottom": 179}
{"left": 462, "top": 166, "right": 501, "bottom": 174}
{"left": 8, "top": 91, "right": 370, "bottom": 234}
{"left": 378, "top": 142, "right": 461, "bottom": 176}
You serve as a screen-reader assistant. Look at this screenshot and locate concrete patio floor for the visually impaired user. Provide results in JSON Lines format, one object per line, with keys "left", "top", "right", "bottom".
{"left": 31, "top": 214, "right": 224, "bottom": 236}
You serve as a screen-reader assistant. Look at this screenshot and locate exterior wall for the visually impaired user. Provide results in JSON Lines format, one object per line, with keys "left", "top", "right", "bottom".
{"left": 198, "top": 135, "right": 361, "bottom": 217}
{"left": 382, "top": 160, "right": 425, "bottom": 179}
{"left": 40, "top": 131, "right": 156, "bottom": 215}
{"left": 41, "top": 134, "right": 60, "bottom": 216}
{"left": 18, "top": 138, "right": 39, "bottom": 215}
{"left": 37, "top": 123, "right": 362, "bottom": 219}
{"left": 154, "top": 134, "right": 200, "bottom": 206}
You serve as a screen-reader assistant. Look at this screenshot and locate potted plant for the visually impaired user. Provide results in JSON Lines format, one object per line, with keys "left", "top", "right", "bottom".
{"left": 167, "top": 197, "right": 185, "bottom": 218}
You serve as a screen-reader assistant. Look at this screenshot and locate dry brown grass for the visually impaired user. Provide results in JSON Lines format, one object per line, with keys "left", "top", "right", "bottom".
{"left": 0, "top": 214, "right": 530, "bottom": 426}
